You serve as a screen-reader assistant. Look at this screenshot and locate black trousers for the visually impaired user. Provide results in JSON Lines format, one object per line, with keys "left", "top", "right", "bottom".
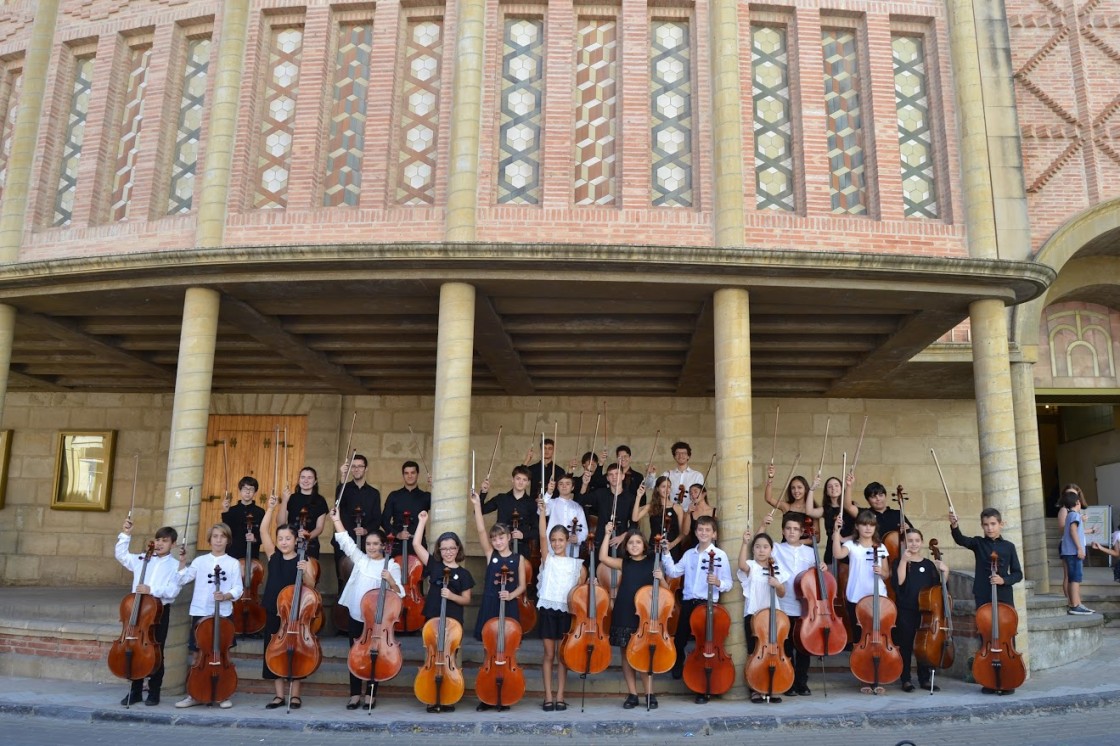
{"left": 893, "top": 606, "right": 932, "bottom": 685}
{"left": 673, "top": 598, "right": 703, "bottom": 670}
{"left": 787, "top": 618, "right": 811, "bottom": 689}
{"left": 130, "top": 604, "right": 171, "bottom": 696}
{"left": 347, "top": 615, "right": 377, "bottom": 697}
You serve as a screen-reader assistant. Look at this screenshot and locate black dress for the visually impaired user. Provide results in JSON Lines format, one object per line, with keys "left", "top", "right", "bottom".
{"left": 285, "top": 492, "right": 329, "bottom": 558}
{"left": 473, "top": 551, "right": 521, "bottom": 640}
{"left": 261, "top": 552, "right": 300, "bottom": 680}
{"left": 608, "top": 554, "right": 655, "bottom": 647}
{"left": 422, "top": 556, "right": 475, "bottom": 625}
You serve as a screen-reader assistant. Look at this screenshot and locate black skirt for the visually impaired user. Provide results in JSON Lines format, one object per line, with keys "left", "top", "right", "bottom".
{"left": 536, "top": 607, "right": 572, "bottom": 640}
{"left": 609, "top": 625, "right": 636, "bottom": 648}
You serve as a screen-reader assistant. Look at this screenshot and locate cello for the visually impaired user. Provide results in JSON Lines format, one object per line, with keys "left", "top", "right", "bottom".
{"left": 415, "top": 567, "right": 465, "bottom": 712}
{"left": 626, "top": 535, "right": 675, "bottom": 711}
{"left": 107, "top": 541, "right": 163, "bottom": 695}
{"left": 294, "top": 506, "right": 325, "bottom": 635}
{"left": 510, "top": 509, "right": 538, "bottom": 634}
{"left": 348, "top": 538, "right": 403, "bottom": 711}
{"left": 682, "top": 549, "right": 734, "bottom": 701}
{"left": 265, "top": 537, "right": 323, "bottom": 710}
{"left": 661, "top": 507, "right": 684, "bottom": 636}
{"left": 185, "top": 565, "right": 238, "bottom": 705}
{"left": 332, "top": 504, "right": 363, "bottom": 634}
{"left": 882, "top": 484, "right": 909, "bottom": 603}
{"left": 972, "top": 550, "right": 1026, "bottom": 693}
{"left": 795, "top": 515, "right": 847, "bottom": 657}
{"left": 561, "top": 538, "right": 611, "bottom": 712}
{"left": 849, "top": 540, "right": 902, "bottom": 694}
{"left": 233, "top": 514, "right": 267, "bottom": 636}
{"left": 395, "top": 510, "right": 427, "bottom": 633}
{"left": 745, "top": 558, "right": 794, "bottom": 702}
{"left": 595, "top": 487, "right": 623, "bottom": 629}
{"left": 915, "top": 538, "right": 955, "bottom": 686}
{"left": 476, "top": 565, "right": 526, "bottom": 710}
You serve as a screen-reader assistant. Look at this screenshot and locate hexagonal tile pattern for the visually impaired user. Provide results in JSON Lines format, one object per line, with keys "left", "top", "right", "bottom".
{"left": 650, "top": 20, "right": 692, "bottom": 207}
{"left": 396, "top": 20, "right": 443, "bottom": 206}
{"left": 324, "top": 22, "right": 373, "bottom": 207}
{"left": 498, "top": 17, "right": 543, "bottom": 205}
{"left": 892, "top": 34, "right": 939, "bottom": 218}
{"left": 168, "top": 37, "right": 210, "bottom": 215}
{"left": 751, "top": 25, "right": 794, "bottom": 211}
{"left": 255, "top": 26, "right": 304, "bottom": 209}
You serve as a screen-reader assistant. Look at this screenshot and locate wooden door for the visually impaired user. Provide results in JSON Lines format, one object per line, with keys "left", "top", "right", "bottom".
{"left": 197, "top": 415, "right": 307, "bottom": 549}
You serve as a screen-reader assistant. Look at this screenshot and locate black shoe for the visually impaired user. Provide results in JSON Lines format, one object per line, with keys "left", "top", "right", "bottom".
{"left": 784, "top": 687, "right": 798, "bottom": 697}
{"left": 694, "top": 694, "right": 709, "bottom": 704}
{"left": 265, "top": 697, "right": 285, "bottom": 710}
{"left": 145, "top": 694, "right": 160, "bottom": 706}
{"left": 670, "top": 665, "right": 683, "bottom": 680}
{"left": 767, "top": 696, "right": 782, "bottom": 704}
{"left": 121, "top": 693, "right": 143, "bottom": 706}
{"left": 346, "top": 697, "right": 361, "bottom": 710}
{"left": 998, "top": 689, "right": 1015, "bottom": 696}
{"left": 918, "top": 682, "right": 940, "bottom": 692}
{"left": 794, "top": 685, "right": 811, "bottom": 696}
{"left": 496, "top": 705, "right": 510, "bottom": 712}
{"left": 622, "top": 694, "right": 639, "bottom": 709}
{"left": 647, "top": 695, "right": 658, "bottom": 710}
{"left": 476, "top": 702, "right": 492, "bottom": 711}
{"left": 427, "top": 704, "right": 456, "bottom": 713}
{"left": 981, "top": 687, "right": 997, "bottom": 694}
{"left": 901, "top": 681, "right": 915, "bottom": 693}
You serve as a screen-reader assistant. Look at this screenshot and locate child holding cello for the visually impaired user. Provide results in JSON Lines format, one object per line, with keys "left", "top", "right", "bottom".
{"left": 258, "top": 494, "right": 313, "bottom": 709}
{"left": 771, "top": 512, "right": 823, "bottom": 697}
{"left": 737, "top": 520, "right": 790, "bottom": 703}
{"left": 536, "top": 498, "right": 587, "bottom": 711}
{"left": 831, "top": 510, "right": 889, "bottom": 641}
{"left": 891, "top": 527, "right": 948, "bottom": 692}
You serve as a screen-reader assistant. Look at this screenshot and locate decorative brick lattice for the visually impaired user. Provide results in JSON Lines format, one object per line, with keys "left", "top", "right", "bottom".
{"left": 167, "top": 37, "right": 210, "bottom": 215}
{"left": 650, "top": 20, "right": 692, "bottom": 208}
{"left": 396, "top": 20, "right": 442, "bottom": 206}
{"left": 893, "top": 35, "right": 938, "bottom": 218}
{"left": 0, "top": 68, "right": 22, "bottom": 202}
{"left": 255, "top": 27, "right": 304, "bottom": 209}
{"left": 574, "top": 19, "right": 617, "bottom": 206}
{"left": 109, "top": 45, "right": 152, "bottom": 222}
{"left": 53, "top": 55, "right": 96, "bottom": 227}
{"left": 822, "top": 29, "right": 866, "bottom": 215}
{"left": 751, "top": 25, "right": 794, "bottom": 212}
{"left": 324, "top": 23, "right": 373, "bottom": 207}
{"left": 498, "top": 18, "right": 544, "bottom": 205}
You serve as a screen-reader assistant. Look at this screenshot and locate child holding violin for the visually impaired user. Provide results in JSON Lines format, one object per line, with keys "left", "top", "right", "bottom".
{"left": 831, "top": 510, "right": 889, "bottom": 642}
{"left": 891, "top": 527, "right": 948, "bottom": 692}
{"left": 174, "top": 523, "right": 243, "bottom": 709}
{"left": 331, "top": 505, "right": 404, "bottom": 710}
{"left": 736, "top": 519, "right": 790, "bottom": 704}
{"left": 597, "top": 522, "right": 666, "bottom": 709}
{"left": 114, "top": 518, "right": 182, "bottom": 706}
{"left": 542, "top": 474, "right": 589, "bottom": 553}
{"left": 536, "top": 500, "right": 587, "bottom": 711}
{"left": 659, "top": 515, "right": 731, "bottom": 688}
{"left": 220, "top": 476, "right": 265, "bottom": 563}
{"left": 771, "top": 512, "right": 825, "bottom": 697}
{"left": 258, "top": 494, "right": 314, "bottom": 709}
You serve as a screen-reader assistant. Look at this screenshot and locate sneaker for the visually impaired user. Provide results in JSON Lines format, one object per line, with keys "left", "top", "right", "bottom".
{"left": 219, "top": 700, "right": 233, "bottom": 709}
{"left": 1068, "top": 605, "right": 1094, "bottom": 615}
{"left": 175, "top": 696, "right": 199, "bottom": 708}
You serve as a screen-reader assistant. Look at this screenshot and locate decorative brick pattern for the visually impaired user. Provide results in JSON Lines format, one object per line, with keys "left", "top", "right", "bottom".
{"left": 53, "top": 55, "right": 96, "bottom": 227}
{"left": 396, "top": 19, "right": 442, "bottom": 207}
{"left": 751, "top": 24, "right": 794, "bottom": 212}
{"left": 254, "top": 27, "right": 304, "bottom": 210}
{"left": 822, "top": 29, "right": 866, "bottom": 215}
{"left": 650, "top": 20, "right": 692, "bottom": 208}
{"left": 324, "top": 22, "right": 373, "bottom": 208}
{"left": 498, "top": 18, "right": 544, "bottom": 205}
{"left": 892, "top": 34, "right": 938, "bottom": 218}
{"left": 109, "top": 45, "right": 152, "bottom": 222}
{"left": 574, "top": 18, "right": 617, "bottom": 206}
{"left": 0, "top": 67, "right": 22, "bottom": 202}
{"left": 167, "top": 37, "right": 211, "bottom": 215}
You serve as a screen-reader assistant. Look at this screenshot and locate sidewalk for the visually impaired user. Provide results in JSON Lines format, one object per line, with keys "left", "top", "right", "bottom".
{"left": 1, "top": 626, "right": 1117, "bottom": 736}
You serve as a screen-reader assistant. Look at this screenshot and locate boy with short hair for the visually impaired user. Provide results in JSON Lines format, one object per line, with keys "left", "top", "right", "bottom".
{"left": 542, "top": 474, "right": 589, "bottom": 555}
{"left": 479, "top": 465, "right": 539, "bottom": 558}
{"left": 1058, "top": 492, "right": 1093, "bottom": 615}
{"left": 771, "top": 512, "right": 823, "bottom": 696}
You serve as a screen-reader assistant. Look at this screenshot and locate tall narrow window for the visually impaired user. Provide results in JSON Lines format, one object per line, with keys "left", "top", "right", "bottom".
{"left": 324, "top": 21, "right": 373, "bottom": 207}
{"left": 396, "top": 19, "right": 442, "bottom": 206}
{"left": 0, "top": 66, "right": 23, "bottom": 202}
{"left": 821, "top": 28, "right": 866, "bottom": 214}
{"left": 255, "top": 26, "right": 304, "bottom": 209}
{"left": 573, "top": 17, "right": 617, "bottom": 206}
{"left": 751, "top": 25, "right": 794, "bottom": 212}
{"left": 167, "top": 36, "right": 211, "bottom": 215}
{"left": 53, "top": 54, "right": 96, "bottom": 227}
{"left": 893, "top": 34, "right": 938, "bottom": 218}
{"left": 497, "top": 17, "right": 544, "bottom": 205}
{"left": 109, "top": 43, "right": 153, "bottom": 222}
{"left": 650, "top": 20, "right": 692, "bottom": 207}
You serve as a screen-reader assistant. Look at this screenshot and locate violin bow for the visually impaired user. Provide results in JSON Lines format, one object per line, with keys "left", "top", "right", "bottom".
{"left": 602, "top": 400, "right": 608, "bottom": 460}
{"left": 644, "top": 429, "right": 662, "bottom": 483}
{"left": 850, "top": 416, "right": 868, "bottom": 472}
{"left": 181, "top": 486, "right": 193, "bottom": 549}
{"left": 589, "top": 412, "right": 601, "bottom": 457}
{"left": 336, "top": 448, "right": 357, "bottom": 510}
{"left": 272, "top": 425, "right": 280, "bottom": 498}
{"left": 574, "top": 411, "right": 583, "bottom": 470}
{"left": 768, "top": 452, "right": 802, "bottom": 520}
{"left": 528, "top": 398, "right": 542, "bottom": 456}
{"left": 484, "top": 425, "right": 502, "bottom": 483}
{"left": 817, "top": 417, "right": 831, "bottom": 480}
{"left": 549, "top": 421, "right": 558, "bottom": 486}
{"left": 127, "top": 452, "right": 140, "bottom": 522}
{"left": 702, "top": 453, "right": 717, "bottom": 491}
{"left": 930, "top": 449, "right": 957, "bottom": 517}
{"left": 283, "top": 426, "right": 290, "bottom": 493}
{"left": 409, "top": 425, "right": 432, "bottom": 483}
{"left": 220, "top": 439, "right": 231, "bottom": 505}
{"left": 770, "top": 404, "right": 780, "bottom": 466}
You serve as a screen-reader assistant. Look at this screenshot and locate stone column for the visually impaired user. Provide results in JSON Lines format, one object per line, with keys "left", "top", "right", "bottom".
{"left": 0, "top": 0, "right": 62, "bottom": 421}
{"left": 444, "top": 0, "right": 486, "bottom": 241}
{"left": 970, "top": 297, "right": 1029, "bottom": 668}
{"left": 712, "top": 288, "right": 752, "bottom": 697}
{"left": 708, "top": 0, "right": 746, "bottom": 247}
{"left": 430, "top": 283, "right": 476, "bottom": 543}
{"left": 1012, "top": 353, "right": 1048, "bottom": 593}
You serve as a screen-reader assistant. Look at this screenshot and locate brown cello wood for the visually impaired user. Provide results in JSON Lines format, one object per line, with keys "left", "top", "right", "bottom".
{"left": 972, "top": 551, "right": 1026, "bottom": 692}
{"left": 745, "top": 558, "right": 794, "bottom": 698}
{"left": 795, "top": 517, "right": 847, "bottom": 656}
{"left": 265, "top": 539, "right": 323, "bottom": 683}
{"left": 682, "top": 549, "right": 734, "bottom": 697}
{"left": 510, "top": 510, "right": 538, "bottom": 635}
{"left": 415, "top": 568, "right": 465, "bottom": 709}
{"left": 348, "top": 545, "right": 403, "bottom": 684}
{"left": 395, "top": 510, "right": 427, "bottom": 633}
{"left": 915, "top": 538, "right": 955, "bottom": 670}
{"left": 476, "top": 565, "right": 526, "bottom": 707}
{"left": 849, "top": 542, "right": 903, "bottom": 692}
{"left": 626, "top": 536, "right": 676, "bottom": 675}
{"left": 561, "top": 538, "right": 611, "bottom": 676}
{"left": 107, "top": 542, "right": 163, "bottom": 683}
{"left": 186, "top": 564, "right": 238, "bottom": 704}
{"left": 233, "top": 514, "right": 267, "bottom": 636}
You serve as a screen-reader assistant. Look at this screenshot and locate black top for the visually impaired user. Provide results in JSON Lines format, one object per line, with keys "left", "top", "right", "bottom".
{"left": 528, "top": 461, "right": 568, "bottom": 500}
{"left": 474, "top": 552, "right": 522, "bottom": 639}
{"left": 575, "top": 466, "right": 609, "bottom": 496}
{"left": 261, "top": 552, "right": 300, "bottom": 615}
{"left": 285, "top": 492, "right": 329, "bottom": 557}
{"left": 644, "top": 499, "right": 680, "bottom": 545}
{"left": 381, "top": 486, "right": 432, "bottom": 556}
{"left": 480, "top": 491, "right": 539, "bottom": 557}
{"left": 822, "top": 503, "right": 842, "bottom": 564}
{"left": 891, "top": 557, "right": 940, "bottom": 611}
{"left": 619, "top": 468, "right": 645, "bottom": 496}
{"left": 951, "top": 525, "right": 1022, "bottom": 607}
{"left": 333, "top": 481, "right": 382, "bottom": 547}
{"left": 422, "top": 556, "right": 475, "bottom": 624}
{"left": 612, "top": 554, "right": 656, "bottom": 630}
{"left": 221, "top": 502, "right": 266, "bottom": 560}
{"left": 583, "top": 486, "right": 638, "bottom": 546}
{"left": 841, "top": 506, "right": 914, "bottom": 540}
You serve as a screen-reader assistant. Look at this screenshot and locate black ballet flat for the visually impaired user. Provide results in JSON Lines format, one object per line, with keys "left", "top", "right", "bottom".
{"left": 542, "top": 701, "right": 555, "bottom": 712}
{"left": 622, "top": 694, "right": 639, "bottom": 709}
{"left": 901, "top": 681, "right": 915, "bottom": 693}
{"left": 694, "top": 694, "right": 709, "bottom": 704}
{"left": 265, "top": 697, "right": 285, "bottom": 710}
{"left": 289, "top": 697, "right": 302, "bottom": 710}
{"left": 554, "top": 701, "right": 567, "bottom": 711}
{"left": 476, "top": 702, "right": 492, "bottom": 711}
{"left": 346, "top": 697, "right": 361, "bottom": 710}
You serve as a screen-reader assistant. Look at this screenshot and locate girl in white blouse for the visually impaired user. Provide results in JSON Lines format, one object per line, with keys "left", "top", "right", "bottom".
{"left": 536, "top": 500, "right": 587, "bottom": 711}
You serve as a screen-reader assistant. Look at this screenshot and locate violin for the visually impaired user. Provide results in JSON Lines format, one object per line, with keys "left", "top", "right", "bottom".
{"left": 881, "top": 484, "right": 909, "bottom": 603}
{"left": 332, "top": 504, "right": 363, "bottom": 633}
{"left": 626, "top": 535, "right": 676, "bottom": 677}
{"left": 745, "top": 558, "right": 794, "bottom": 700}
{"left": 415, "top": 567, "right": 465, "bottom": 711}
{"left": 972, "top": 550, "right": 1026, "bottom": 692}
{"left": 849, "top": 541, "right": 902, "bottom": 693}
{"left": 185, "top": 565, "right": 238, "bottom": 704}
{"left": 795, "top": 516, "right": 847, "bottom": 656}
{"left": 682, "top": 549, "right": 734, "bottom": 698}
{"left": 265, "top": 538, "right": 322, "bottom": 706}
{"left": 510, "top": 510, "right": 538, "bottom": 634}
{"left": 348, "top": 539, "right": 403, "bottom": 691}
{"left": 915, "top": 538, "right": 955, "bottom": 671}
{"left": 476, "top": 565, "right": 526, "bottom": 708}
{"left": 107, "top": 541, "right": 163, "bottom": 685}
{"left": 561, "top": 538, "right": 611, "bottom": 676}
{"left": 395, "top": 510, "right": 427, "bottom": 633}
{"left": 233, "top": 514, "right": 266, "bottom": 636}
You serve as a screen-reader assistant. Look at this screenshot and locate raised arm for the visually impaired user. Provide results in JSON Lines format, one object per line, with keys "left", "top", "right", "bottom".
{"left": 260, "top": 494, "right": 279, "bottom": 558}
{"left": 412, "top": 510, "right": 432, "bottom": 565}
{"left": 470, "top": 489, "right": 493, "bottom": 557}
{"left": 842, "top": 471, "right": 860, "bottom": 517}
{"left": 804, "top": 475, "right": 824, "bottom": 518}
{"left": 763, "top": 463, "right": 780, "bottom": 509}
{"left": 831, "top": 513, "right": 850, "bottom": 560}
{"left": 597, "top": 522, "right": 623, "bottom": 570}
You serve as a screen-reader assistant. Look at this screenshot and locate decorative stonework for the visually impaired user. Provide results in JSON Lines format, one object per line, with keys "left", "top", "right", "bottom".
{"left": 892, "top": 34, "right": 938, "bottom": 218}
{"left": 574, "top": 18, "right": 617, "bottom": 206}
{"left": 255, "top": 27, "right": 304, "bottom": 209}
{"left": 1037, "top": 302, "right": 1120, "bottom": 387}
{"left": 0, "top": 66, "right": 22, "bottom": 202}
{"left": 751, "top": 24, "right": 794, "bottom": 212}
{"left": 650, "top": 20, "right": 692, "bottom": 208}
{"left": 65, "top": 0, "right": 190, "bottom": 22}
{"left": 498, "top": 18, "right": 544, "bottom": 205}
{"left": 53, "top": 55, "right": 96, "bottom": 228}
{"left": 167, "top": 37, "right": 210, "bottom": 215}
{"left": 395, "top": 19, "right": 442, "bottom": 207}
{"left": 110, "top": 45, "right": 152, "bottom": 222}
{"left": 822, "top": 28, "right": 867, "bottom": 215}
